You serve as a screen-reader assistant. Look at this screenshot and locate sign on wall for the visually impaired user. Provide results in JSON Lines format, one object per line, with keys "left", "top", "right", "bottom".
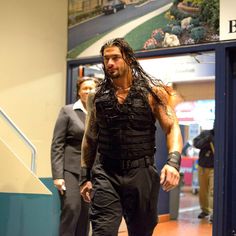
{"left": 220, "top": 0, "right": 236, "bottom": 40}
{"left": 67, "top": 0, "right": 221, "bottom": 59}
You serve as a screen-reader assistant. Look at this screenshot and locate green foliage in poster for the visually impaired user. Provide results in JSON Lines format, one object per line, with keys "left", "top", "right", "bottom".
{"left": 190, "top": 26, "right": 206, "bottom": 42}
{"left": 172, "top": 25, "right": 183, "bottom": 35}
{"left": 200, "top": 0, "right": 219, "bottom": 33}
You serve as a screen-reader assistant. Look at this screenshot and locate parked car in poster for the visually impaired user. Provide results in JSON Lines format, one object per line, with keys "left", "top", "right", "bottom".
{"left": 102, "top": 0, "right": 126, "bottom": 15}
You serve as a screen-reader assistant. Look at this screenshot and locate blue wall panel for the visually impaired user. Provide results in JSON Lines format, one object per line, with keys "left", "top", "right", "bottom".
{"left": 0, "top": 179, "right": 60, "bottom": 236}
{"left": 155, "top": 121, "right": 170, "bottom": 215}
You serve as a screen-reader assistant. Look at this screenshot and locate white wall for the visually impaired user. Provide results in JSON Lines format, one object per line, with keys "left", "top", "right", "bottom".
{"left": 0, "top": 0, "right": 68, "bottom": 178}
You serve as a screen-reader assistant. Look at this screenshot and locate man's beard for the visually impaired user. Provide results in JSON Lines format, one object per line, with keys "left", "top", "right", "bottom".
{"left": 111, "top": 76, "right": 120, "bottom": 80}
{"left": 107, "top": 70, "right": 120, "bottom": 80}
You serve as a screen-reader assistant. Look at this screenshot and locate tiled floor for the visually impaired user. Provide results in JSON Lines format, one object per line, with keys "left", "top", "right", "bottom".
{"left": 118, "top": 187, "right": 212, "bottom": 236}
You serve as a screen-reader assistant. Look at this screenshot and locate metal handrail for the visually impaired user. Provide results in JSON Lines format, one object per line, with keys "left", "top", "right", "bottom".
{"left": 0, "top": 108, "right": 37, "bottom": 173}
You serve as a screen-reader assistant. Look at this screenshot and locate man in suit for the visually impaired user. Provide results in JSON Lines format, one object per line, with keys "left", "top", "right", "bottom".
{"left": 51, "top": 77, "right": 98, "bottom": 236}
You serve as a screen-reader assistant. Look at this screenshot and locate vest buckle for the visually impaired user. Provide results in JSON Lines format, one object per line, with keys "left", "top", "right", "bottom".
{"left": 121, "top": 159, "right": 132, "bottom": 169}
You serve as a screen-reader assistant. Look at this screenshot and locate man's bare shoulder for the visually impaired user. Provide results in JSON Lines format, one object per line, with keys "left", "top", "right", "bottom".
{"left": 149, "top": 83, "right": 183, "bottom": 108}
{"left": 148, "top": 84, "right": 168, "bottom": 105}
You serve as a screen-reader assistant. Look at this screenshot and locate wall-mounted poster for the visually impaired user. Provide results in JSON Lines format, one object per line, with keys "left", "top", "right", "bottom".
{"left": 220, "top": 0, "right": 236, "bottom": 40}
{"left": 67, "top": 0, "right": 219, "bottom": 59}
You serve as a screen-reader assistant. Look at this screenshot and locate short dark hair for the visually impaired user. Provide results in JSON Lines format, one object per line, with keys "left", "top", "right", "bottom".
{"left": 76, "top": 76, "right": 99, "bottom": 99}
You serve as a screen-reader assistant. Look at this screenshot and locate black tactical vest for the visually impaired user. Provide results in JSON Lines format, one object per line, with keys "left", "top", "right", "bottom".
{"left": 95, "top": 80, "right": 156, "bottom": 160}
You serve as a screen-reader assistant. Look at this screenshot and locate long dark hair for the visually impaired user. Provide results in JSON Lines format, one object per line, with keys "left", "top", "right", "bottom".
{"left": 98, "top": 38, "right": 174, "bottom": 106}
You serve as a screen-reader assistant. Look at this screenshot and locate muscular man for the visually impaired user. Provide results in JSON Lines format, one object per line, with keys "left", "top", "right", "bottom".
{"left": 80, "top": 38, "right": 183, "bottom": 236}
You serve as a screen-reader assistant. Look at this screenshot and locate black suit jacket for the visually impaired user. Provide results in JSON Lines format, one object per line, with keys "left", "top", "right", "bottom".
{"left": 51, "top": 104, "right": 86, "bottom": 179}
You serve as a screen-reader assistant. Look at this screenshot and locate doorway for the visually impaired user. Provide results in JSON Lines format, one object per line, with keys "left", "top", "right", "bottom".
{"left": 66, "top": 40, "right": 236, "bottom": 236}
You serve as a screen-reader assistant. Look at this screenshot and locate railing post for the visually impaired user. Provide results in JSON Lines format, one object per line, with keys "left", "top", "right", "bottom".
{"left": 0, "top": 108, "right": 37, "bottom": 174}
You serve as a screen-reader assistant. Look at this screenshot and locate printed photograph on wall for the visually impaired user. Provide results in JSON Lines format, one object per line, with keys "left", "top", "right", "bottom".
{"left": 67, "top": 0, "right": 219, "bottom": 59}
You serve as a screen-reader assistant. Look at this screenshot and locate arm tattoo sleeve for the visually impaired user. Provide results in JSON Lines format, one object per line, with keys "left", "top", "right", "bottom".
{"left": 81, "top": 93, "right": 98, "bottom": 168}
{"left": 166, "top": 106, "right": 175, "bottom": 121}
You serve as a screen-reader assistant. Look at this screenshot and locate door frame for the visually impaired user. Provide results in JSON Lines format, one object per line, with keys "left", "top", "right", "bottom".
{"left": 67, "top": 40, "right": 236, "bottom": 236}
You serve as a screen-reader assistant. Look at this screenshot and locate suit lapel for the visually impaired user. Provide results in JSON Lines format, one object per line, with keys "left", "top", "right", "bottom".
{"left": 74, "top": 109, "right": 85, "bottom": 128}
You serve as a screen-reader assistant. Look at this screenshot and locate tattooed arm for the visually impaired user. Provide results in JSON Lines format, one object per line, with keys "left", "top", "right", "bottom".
{"left": 149, "top": 86, "right": 183, "bottom": 192}
{"left": 156, "top": 103, "right": 183, "bottom": 154}
{"left": 81, "top": 92, "right": 98, "bottom": 168}
{"left": 80, "top": 92, "right": 98, "bottom": 202}
{"left": 150, "top": 86, "right": 182, "bottom": 153}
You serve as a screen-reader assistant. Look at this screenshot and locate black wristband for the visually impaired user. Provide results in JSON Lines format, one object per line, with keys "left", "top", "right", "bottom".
{"left": 80, "top": 167, "right": 91, "bottom": 186}
{"left": 167, "top": 151, "right": 181, "bottom": 171}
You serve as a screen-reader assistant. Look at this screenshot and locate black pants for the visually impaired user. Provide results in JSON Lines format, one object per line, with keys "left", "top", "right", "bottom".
{"left": 59, "top": 171, "right": 90, "bottom": 236}
{"left": 90, "top": 159, "right": 160, "bottom": 236}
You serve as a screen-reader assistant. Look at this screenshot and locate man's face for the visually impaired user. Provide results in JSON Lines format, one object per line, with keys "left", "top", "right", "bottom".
{"left": 78, "top": 80, "right": 97, "bottom": 104}
{"left": 103, "top": 46, "right": 129, "bottom": 80}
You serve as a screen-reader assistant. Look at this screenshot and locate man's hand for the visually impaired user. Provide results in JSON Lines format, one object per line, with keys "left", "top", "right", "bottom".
{"left": 80, "top": 181, "right": 93, "bottom": 203}
{"left": 160, "top": 164, "right": 180, "bottom": 192}
{"left": 53, "top": 179, "right": 66, "bottom": 195}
